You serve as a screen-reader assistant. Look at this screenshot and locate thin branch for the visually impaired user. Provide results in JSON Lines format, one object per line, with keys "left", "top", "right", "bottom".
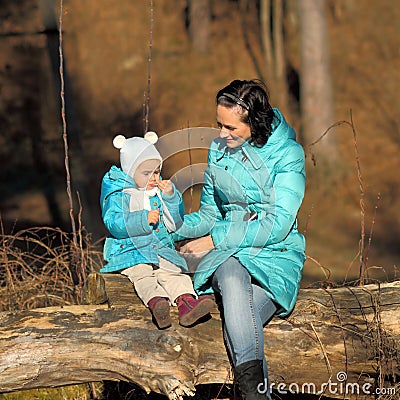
{"left": 144, "top": 0, "right": 154, "bottom": 133}
{"left": 307, "top": 120, "right": 347, "bottom": 149}
{"left": 58, "top": 0, "right": 77, "bottom": 245}
{"left": 348, "top": 111, "right": 366, "bottom": 285}
{"left": 303, "top": 202, "right": 314, "bottom": 238}
{"left": 307, "top": 113, "right": 368, "bottom": 286}
{"left": 364, "top": 192, "right": 381, "bottom": 270}
{"left": 310, "top": 322, "right": 332, "bottom": 378}
{"left": 324, "top": 289, "right": 349, "bottom": 376}
{"left": 305, "top": 254, "right": 332, "bottom": 282}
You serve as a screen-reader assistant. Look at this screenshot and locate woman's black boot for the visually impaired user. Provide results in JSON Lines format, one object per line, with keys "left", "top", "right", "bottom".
{"left": 234, "top": 359, "right": 268, "bottom": 399}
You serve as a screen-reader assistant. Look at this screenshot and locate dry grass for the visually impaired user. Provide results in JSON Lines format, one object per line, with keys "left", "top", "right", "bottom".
{"left": 0, "top": 225, "right": 104, "bottom": 399}
{"left": 0, "top": 225, "right": 103, "bottom": 312}
{"left": 0, "top": 383, "right": 103, "bottom": 400}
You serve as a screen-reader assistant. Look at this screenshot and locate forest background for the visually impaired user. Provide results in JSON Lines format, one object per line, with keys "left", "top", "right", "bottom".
{"left": 0, "top": 0, "right": 399, "bottom": 288}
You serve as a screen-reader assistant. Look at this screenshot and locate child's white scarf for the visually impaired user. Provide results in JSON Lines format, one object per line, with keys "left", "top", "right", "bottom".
{"left": 123, "top": 187, "right": 176, "bottom": 232}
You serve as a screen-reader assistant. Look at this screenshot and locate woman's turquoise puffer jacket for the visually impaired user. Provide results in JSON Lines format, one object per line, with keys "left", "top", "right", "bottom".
{"left": 174, "top": 109, "right": 306, "bottom": 316}
{"left": 100, "top": 166, "right": 187, "bottom": 273}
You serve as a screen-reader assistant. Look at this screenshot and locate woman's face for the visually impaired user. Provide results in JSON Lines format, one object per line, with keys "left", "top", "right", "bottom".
{"left": 216, "top": 105, "right": 251, "bottom": 148}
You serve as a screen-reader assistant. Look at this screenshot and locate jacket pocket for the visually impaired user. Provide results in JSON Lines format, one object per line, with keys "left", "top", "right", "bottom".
{"left": 104, "top": 237, "right": 136, "bottom": 260}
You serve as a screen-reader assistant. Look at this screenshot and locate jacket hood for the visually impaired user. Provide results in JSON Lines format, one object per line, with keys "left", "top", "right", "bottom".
{"left": 268, "top": 108, "right": 296, "bottom": 143}
{"left": 240, "top": 108, "right": 297, "bottom": 164}
{"left": 100, "top": 165, "right": 136, "bottom": 204}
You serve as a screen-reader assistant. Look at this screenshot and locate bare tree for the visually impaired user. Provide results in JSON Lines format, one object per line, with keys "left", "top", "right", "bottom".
{"left": 260, "top": 0, "right": 289, "bottom": 115}
{"left": 188, "top": 0, "right": 211, "bottom": 53}
{"left": 298, "top": 0, "right": 338, "bottom": 162}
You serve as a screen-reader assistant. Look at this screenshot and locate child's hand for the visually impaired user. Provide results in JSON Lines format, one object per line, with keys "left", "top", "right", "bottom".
{"left": 157, "top": 179, "right": 174, "bottom": 196}
{"left": 148, "top": 209, "right": 160, "bottom": 225}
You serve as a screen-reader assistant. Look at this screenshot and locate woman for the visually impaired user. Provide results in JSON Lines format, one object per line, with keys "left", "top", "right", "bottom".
{"left": 176, "top": 79, "right": 306, "bottom": 400}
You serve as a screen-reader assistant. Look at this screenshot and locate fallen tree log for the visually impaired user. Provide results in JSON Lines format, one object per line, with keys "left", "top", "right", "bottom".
{"left": 0, "top": 274, "right": 399, "bottom": 399}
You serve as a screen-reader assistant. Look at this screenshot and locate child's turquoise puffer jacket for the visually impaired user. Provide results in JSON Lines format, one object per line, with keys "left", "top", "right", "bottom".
{"left": 100, "top": 166, "right": 187, "bottom": 273}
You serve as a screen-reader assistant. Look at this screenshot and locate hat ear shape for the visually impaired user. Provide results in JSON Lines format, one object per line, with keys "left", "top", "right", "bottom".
{"left": 144, "top": 131, "right": 158, "bottom": 144}
{"left": 113, "top": 134, "right": 126, "bottom": 149}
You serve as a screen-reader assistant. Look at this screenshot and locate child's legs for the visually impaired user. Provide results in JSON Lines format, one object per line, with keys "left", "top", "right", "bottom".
{"left": 155, "top": 268, "right": 196, "bottom": 305}
{"left": 121, "top": 264, "right": 168, "bottom": 305}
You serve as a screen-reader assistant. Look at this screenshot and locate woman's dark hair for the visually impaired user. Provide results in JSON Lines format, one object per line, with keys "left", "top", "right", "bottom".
{"left": 216, "top": 79, "right": 276, "bottom": 147}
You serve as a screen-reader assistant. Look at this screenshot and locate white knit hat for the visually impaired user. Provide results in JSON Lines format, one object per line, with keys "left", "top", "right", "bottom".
{"left": 113, "top": 131, "right": 162, "bottom": 177}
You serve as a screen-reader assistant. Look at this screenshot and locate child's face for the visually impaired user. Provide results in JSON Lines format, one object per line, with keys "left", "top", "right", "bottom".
{"left": 133, "top": 159, "right": 161, "bottom": 190}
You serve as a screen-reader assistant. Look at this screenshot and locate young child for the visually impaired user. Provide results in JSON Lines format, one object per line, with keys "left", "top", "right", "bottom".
{"left": 100, "top": 132, "right": 215, "bottom": 329}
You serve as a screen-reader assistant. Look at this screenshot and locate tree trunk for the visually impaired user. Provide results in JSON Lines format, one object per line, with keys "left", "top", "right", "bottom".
{"left": 272, "top": 0, "right": 289, "bottom": 116}
{"left": 260, "top": 0, "right": 289, "bottom": 115}
{"left": 188, "top": 0, "right": 211, "bottom": 53}
{"left": 260, "top": 0, "right": 273, "bottom": 79}
{"left": 298, "top": 0, "right": 338, "bottom": 163}
{"left": 0, "top": 275, "right": 399, "bottom": 400}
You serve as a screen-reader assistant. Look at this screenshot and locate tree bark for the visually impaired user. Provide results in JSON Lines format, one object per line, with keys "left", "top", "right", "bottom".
{"left": 260, "top": 0, "right": 273, "bottom": 79}
{"left": 298, "top": 0, "right": 338, "bottom": 163}
{"left": 188, "top": 0, "right": 211, "bottom": 53}
{"left": 0, "top": 275, "right": 399, "bottom": 400}
{"left": 260, "top": 0, "right": 289, "bottom": 115}
{"left": 272, "top": 0, "right": 289, "bottom": 116}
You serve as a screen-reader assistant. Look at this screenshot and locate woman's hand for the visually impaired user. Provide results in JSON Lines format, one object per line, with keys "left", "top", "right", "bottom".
{"left": 180, "top": 235, "right": 215, "bottom": 257}
{"left": 148, "top": 209, "right": 160, "bottom": 225}
{"left": 157, "top": 179, "right": 174, "bottom": 195}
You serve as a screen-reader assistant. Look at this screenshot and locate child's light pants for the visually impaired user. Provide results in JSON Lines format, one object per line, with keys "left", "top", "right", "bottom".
{"left": 121, "top": 262, "right": 196, "bottom": 306}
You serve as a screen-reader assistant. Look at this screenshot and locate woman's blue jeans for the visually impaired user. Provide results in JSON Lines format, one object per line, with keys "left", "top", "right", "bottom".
{"left": 212, "top": 256, "right": 277, "bottom": 397}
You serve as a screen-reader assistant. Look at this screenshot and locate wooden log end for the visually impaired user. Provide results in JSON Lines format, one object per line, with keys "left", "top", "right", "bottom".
{"left": 83, "top": 272, "right": 108, "bottom": 305}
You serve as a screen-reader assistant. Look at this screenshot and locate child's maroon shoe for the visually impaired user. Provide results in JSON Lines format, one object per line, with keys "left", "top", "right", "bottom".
{"left": 176, "top": 294, "right": 215, "bottom": 327}
{"left": 148, "top": 296, "right": 171, "bottom": 329}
